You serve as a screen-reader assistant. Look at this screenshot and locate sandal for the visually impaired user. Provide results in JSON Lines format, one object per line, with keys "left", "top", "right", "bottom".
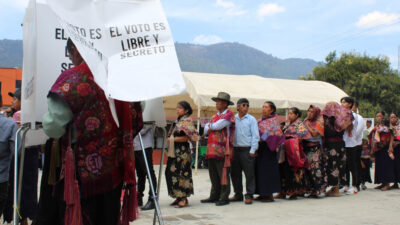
{"left": 288, "top": 194, "right": 297, "bottom": 200}
{"left": 326, "top": 187, "right": 340, "bottom": 197}
{"left": 174, "top": 198, "right": 188, "bottom": 208}
{"left": 274, "top": 193, "right": 286, "bottom": 199}
{"left": 374, "top": 184, "right": 384, "bottom": 190}
{"left": 170, "top": 198, "right": 180, "bottom": 206}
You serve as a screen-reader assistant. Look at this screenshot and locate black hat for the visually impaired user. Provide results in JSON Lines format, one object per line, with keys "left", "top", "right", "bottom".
{"left": 237, "top": 98, "right": 249, "bottom": 106}
{"left": 211, "top": 92, "right": 234, "bottom": 106}
{"left": 8, "top": 88, "right": 21, "bottom": 100}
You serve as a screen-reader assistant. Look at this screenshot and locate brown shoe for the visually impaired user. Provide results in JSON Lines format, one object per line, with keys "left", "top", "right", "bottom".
{"left": 326, "top": 187, "right": 340, "bottom": 197}
{"left": 381, "top": 184, "right": 391, "bottom": 191}
{"left": 374, "top": 184, "right": 384, "bottom": 189}
{"left": 244, "top": 198, "right": 253, "bottom": 205}
{"left": 229, "top": 195, "right": 243, "bottom": 202}
{"left": 260, "top": 195, "right": 274, "bottom": 202}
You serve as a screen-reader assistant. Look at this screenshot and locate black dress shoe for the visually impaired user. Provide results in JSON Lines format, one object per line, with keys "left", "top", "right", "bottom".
{"left": 141, "top": 200, "right": 155, "bottom": 211}
{"left": 215, "top": 200, "right": 229, "bottom": 206}
{"left": 200, "top": 198, "right": 217, "bottom": 203}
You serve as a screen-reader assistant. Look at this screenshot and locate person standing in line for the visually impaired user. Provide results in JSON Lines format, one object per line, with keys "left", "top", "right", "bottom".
{"left": 39, "top": 38, "right": 143, "bottom": 225}
{"left": 277, "top": 107, "right": 312, "bottom": 200}
{"left": 360, "top": 139, "right": 372, "bottom": 190}
{"left": 254, "top": 101, "right": 284, "bottom": 202}
{"left": 369, "top": 111, "right": 395, "bottom": 191}
{"left": 389, "top": 112, "right": 400, "bottom": 189}
{"left": 229, "top": 98, "right": 259, "bottom": 205}
{"left": 133, "top": 119, "right": 157, "bottom": 210}
{"left": 341, "top": 98, "right": 365, "bottom": 194}
{"left": 0, "top": 94, "right": 19, "bottom": 217}
{"left": 322, "top": 102, "right": 353, "bottom": 197}
{"left": 165, "top": 101, "right": 198, "bottom": 208}
{"left": 201, "top": 92, "right": 235, "bottom": 206}
{"left": 303, "top": 105, "right": 327, "bottom": 197}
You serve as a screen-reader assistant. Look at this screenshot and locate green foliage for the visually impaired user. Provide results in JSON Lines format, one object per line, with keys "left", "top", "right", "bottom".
{"left": 304, "top": 51, "right": 400, "bottom": 117}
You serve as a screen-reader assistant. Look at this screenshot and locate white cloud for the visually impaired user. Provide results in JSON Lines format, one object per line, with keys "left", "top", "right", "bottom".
{"left": 193, "top": 35, "right": 223, "bottom": 45}
{"left": 258, "top": 3, "right": 285, "bottom": 21}
{"left": 356, "top": 11, "right": 400, "bottom": 28}
{"left": 216, "top": 0, "right": 235, "bottom": 9}
{"left": 215, "top": 0, "right": 248, "bottom": 16}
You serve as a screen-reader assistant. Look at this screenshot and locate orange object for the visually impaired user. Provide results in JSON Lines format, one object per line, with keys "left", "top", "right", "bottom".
{"left": 0, "top": 67, "right": 22, "bottom": 106}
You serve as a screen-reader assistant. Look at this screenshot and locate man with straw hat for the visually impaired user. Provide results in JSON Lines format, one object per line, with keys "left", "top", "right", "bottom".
{"left": 201, "top": 92, "right": 235, "bottom": 206}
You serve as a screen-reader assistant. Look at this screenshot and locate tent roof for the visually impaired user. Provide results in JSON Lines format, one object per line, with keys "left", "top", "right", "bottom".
{"left": 163, "top": 72, "right": 347, "bottom": 119}
{"left": 180, "top": 72, "right": 347, "bottom": 110}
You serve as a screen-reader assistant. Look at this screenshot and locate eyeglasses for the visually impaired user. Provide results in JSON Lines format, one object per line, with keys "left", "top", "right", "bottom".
{"left": 241, "top": 104, "right": 249, "bottom": 107}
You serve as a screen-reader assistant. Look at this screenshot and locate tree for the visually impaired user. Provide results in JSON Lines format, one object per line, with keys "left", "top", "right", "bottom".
{"left": 302, "top": 51, "right": 400, "bottom": 118}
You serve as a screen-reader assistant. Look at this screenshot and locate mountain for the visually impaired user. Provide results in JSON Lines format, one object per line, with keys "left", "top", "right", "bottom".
{"left": 0, "top": 39, "right": 320, "bottom": 79}
{"left": 0, "top": 39, "right": 23, "bottom": 68}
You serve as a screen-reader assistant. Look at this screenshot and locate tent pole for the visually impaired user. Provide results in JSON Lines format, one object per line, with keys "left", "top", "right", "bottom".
{"left": 285, "top": 108, "right": 289, "bottom": 122}
{"left": 195, "top": 104, "right": 201, "bottom": 175}
{"left": 153, "top": 127, "right": 166, "bottom": 225}
{"left": 138, "top": 133, "right": 164, "bottom": 225}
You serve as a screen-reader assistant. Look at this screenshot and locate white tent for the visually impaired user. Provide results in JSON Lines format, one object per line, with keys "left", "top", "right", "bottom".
{"left": 163, "top": 71, "right": 348, "bottom": 118}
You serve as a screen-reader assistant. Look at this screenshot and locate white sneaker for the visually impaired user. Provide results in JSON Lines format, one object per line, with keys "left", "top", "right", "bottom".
{"left": 339, "top": 186, "right": 348, "bottom": 193}
{"left": 347, "top": 187, "right": 358, "bottom": 194}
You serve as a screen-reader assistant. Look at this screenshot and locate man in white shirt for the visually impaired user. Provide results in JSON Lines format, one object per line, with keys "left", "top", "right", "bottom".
{"left": 341, "top": 97, "right": 365, "bottom": 194}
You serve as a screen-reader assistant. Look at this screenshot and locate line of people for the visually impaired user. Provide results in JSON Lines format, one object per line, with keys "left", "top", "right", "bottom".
{"left": 163, "top": 92, "right": 400, "bottom": 209}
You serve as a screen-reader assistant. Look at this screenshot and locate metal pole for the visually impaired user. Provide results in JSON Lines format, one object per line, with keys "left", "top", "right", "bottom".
{"left": 13, "top": 126, "right": 23, "bottom": 225}
{"left": 138, "top": 133, "right": 164, "bottom": 225}
{"left": 17, "top": 127, "right": 31, "bottom": 210}
{"left": 195, "top": 104, "right": 201, "bottom": 175}
{"left": 153, "top": 127, "right": 167, "bottom": 225}
{"left": 13, "top": 123, "right": 30, "bottom": 225}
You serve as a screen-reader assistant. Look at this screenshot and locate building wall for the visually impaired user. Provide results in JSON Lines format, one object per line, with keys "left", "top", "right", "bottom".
{"left": 0, "top": 68, "right": 22, "bottom": 106}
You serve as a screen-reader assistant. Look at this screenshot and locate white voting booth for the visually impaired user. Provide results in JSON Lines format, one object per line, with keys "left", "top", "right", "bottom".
{"left": 18, "top": 0, "right": 183, "bottom": 224}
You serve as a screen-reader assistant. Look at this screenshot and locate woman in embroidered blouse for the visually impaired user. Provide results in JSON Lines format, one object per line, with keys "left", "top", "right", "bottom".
{"left": 277, "top": 107, "right": 311, "bottom": 200}
{"left": 255, "top": 101, "right": 285, "bottom": 202}
{"left": 322, "top": 102, "right": 353, "bottom": 197}
{"left": 166, "top": 101, "right": 199, "bottom": 208}
{"left": 370, "top": 111, "right": 395, "bottom": 191}
{"left": 303, "top": 105, "right": 327, "bottom": 198}
{"left": 390, "top": 112, "right": 400, "bottom": 189}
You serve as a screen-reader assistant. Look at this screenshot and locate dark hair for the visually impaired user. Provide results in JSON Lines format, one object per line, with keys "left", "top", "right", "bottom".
{"left": 289, "top": 107, "right": 301, "bottom": 118}
{"left": 382, "top": 117, "right": 390, "bottom": 127}
{"left": 66, "top": 38, "right": 75, "bottom": 54}
{"left": 366, "top": 120, "right": 372, "bottom": 123}
{"left": 390, "top": 112, "right": 398, "bottom": 117}
{"left": 353, "top": 100, "right": 359, "bottom": 108}
{"left": 340, "top": 96, "right": 355, "bottom": 109}
{"left": 178, "top": 101, "right": 193, "bottom": 116}
{"left": 376, "top": 111, "right": 386, "bottom": 116}
{"left": 264, "top": 101, "right": 276, "bottom": 113}
{"left": 237, "top": 98, "right": 249, "bottom": 106}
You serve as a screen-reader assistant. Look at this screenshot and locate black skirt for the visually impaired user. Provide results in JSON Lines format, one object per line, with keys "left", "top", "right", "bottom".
{"left": 255, "top": 142, "right": 281, "bottom": 196}
{"left": 374, "top": 148, "right": 395, "bottom": 184}
{"left": 394, "top": 145, "right": 400, "bottom": 183}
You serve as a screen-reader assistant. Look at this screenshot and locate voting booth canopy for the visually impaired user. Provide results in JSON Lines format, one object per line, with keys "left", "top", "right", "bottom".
{"left": 163, "top": 72, "right": 348, "bottom": 119}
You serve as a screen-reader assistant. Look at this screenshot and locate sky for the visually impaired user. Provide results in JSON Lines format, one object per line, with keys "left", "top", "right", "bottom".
{"left": 1, "top": 0, "right": 399, "bottom": 69}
